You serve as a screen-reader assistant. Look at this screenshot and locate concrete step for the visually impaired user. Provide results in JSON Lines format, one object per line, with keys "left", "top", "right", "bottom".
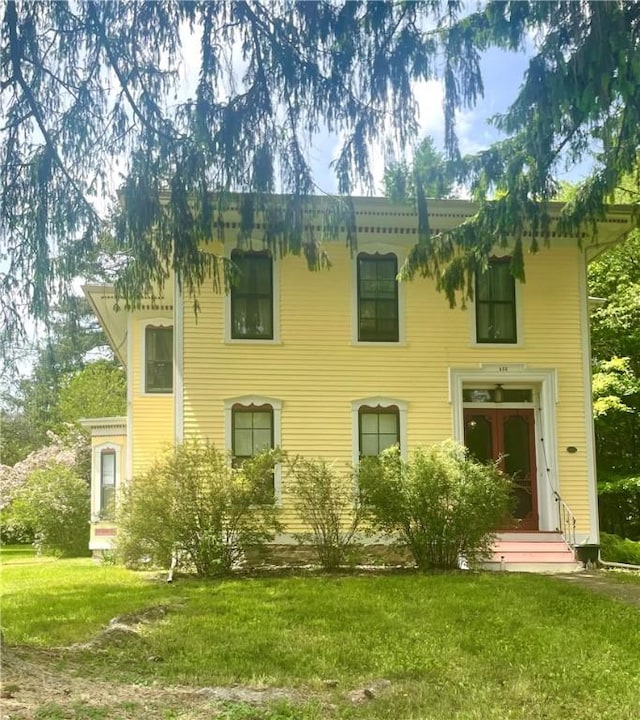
{"left": 483, "top": 561, "right": 583, "bottom": 574}
{"left": 492, "top": 541, "right": 574, "bottom": 554}
{"left": 498, "top": 532, "right": 565, "bottom": 542}
{"left": 483, "top": 532, "right": 582, "bottom": 573}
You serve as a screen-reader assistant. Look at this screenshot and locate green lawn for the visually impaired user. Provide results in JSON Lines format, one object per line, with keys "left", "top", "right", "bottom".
{"left": 0, "top": 543, "right": 38, "bottom": 562}
{"left": 2, "top": 558, "right": 640, "bottom": 719}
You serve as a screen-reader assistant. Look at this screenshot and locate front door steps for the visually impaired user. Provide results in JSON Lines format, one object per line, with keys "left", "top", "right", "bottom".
{"left": 484, "top": 532, "right": 583, "bottom": 573}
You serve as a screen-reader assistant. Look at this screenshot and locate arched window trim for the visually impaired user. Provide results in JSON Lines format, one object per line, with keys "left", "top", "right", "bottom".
{"left": 351, "top": 247, "right": 406, "bottom": 345}
{"left": 140, "top": 318, "right": 174, "bottom": 396}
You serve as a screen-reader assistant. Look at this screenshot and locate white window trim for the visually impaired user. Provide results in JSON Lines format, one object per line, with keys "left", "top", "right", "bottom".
{"left": 224, "top": 246, "right": 281, "bottom": 344}
{"left": 139, "top": 318, "right": 174, "bottom": 396}
{"left": 351, "top": 397, "right": 408, "bottom": 466}
{"left": 351, "top": 247, "right": 406, "bottom": 346}
{"left": 91, "top": 442, "right": 121, "bottom": 522}
{"left": 449, "top": 366, "right": 559, "bottom": 533}
{"left": 224, "top": 395, "right": 283, "bottom": 505}
{"left": 469, "top": 257, "right": 524, "bottom": 348}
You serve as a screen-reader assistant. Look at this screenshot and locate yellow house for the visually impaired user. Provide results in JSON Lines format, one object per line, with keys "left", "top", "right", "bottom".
{"left": 82, "top": 197, "right": 635, "bottom": 570}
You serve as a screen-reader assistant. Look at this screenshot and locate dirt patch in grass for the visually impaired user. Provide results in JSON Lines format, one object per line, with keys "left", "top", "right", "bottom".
{"left": 1, "top": 605, "right": 321, "bottom": 719}
{"left": 555, "top": 569, "right": 640, "bottom": 607}
{"left": 1, "top": 647, "right": 318, "bottom": 719}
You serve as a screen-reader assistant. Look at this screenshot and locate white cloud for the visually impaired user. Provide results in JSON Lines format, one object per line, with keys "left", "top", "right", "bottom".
{"left": 414, "top": 79, "right": 445, "bottom": 139}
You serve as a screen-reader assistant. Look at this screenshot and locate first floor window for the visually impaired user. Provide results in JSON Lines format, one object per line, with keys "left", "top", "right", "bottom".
{"left": 232, "top": 404, "right": 274, "bottom": 459}
{"left": 145, "top": 325, "right": 173, "bottom": 392}
{"left": 476, "top": 259, "right": 517, "bottom": 343}
{"left": 232, "top": 404, "right": 275, "bottom": 495}
{"left": 359, "top": 405, "right": 400, "bottom": 457}
{"left": 100, "top": 450, "right": 116, "bottom": 519}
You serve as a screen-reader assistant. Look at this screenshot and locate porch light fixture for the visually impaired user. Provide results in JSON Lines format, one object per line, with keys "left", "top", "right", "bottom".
{"left": 494, "top": 384, "right": 504, "bottom": 403}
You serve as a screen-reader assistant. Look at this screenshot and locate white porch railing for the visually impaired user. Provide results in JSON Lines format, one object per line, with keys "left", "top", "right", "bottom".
{"left": 554, "top": 491, "right": 576, "bottom": 548}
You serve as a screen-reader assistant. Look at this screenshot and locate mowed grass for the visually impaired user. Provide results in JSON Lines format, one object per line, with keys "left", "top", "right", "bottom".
{"left": 2, "top": 559, "right": 640, "bottom": 719}
{"left": 0, "top": 543, "right": 38, "bottom": 562}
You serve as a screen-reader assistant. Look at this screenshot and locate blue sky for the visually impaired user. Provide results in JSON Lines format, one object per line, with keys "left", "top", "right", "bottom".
{"left": 307, "top": 43, "right": 592, "bottom": 195}
{"left": 306, "top": 44, "right": 534, "bottom": 195}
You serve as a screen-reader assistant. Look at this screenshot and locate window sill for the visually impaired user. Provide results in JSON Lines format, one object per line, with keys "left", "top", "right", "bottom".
{"left": 351, "top": 341, "right": 407, "bottom": 347}
{"left": 469, "top": 341, "right": 524, "bottom": 349}
{"left": 223, "top": 339, "right": 283, "bottom": 345}
{"left": 139, "top": 391, "right": 174, "bottom": 397}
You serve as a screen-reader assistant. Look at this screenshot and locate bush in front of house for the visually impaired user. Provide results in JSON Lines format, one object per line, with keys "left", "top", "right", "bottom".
{"left": 10, "top": 463, "right": 90, "bottom": 557}
{"left": 357, "top": 441, "right": 512, "bottom": 570}
{"left": 117, "top": 441, "right": 282, "bottom": 576}
{"left": 287, "top": 456, "right": 363, "bottom": 570}
{"left": 600, "top": 532, "right": 640, "bottom": 565}
{"left": 1, "top": 430, "right": 90, "bottom": 546}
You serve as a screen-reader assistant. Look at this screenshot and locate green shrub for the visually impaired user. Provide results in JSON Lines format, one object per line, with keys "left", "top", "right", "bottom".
{"left": 117, "top": 441, "right": 282, "bottom": 576}
{"left": 357, "top": 441, "right": 512, "bottom": 570}
{"left": 10, "top": 464, "right": 90, "bottom": 557}
{"left": 600, "top": 532, "right": 640, "bottom": 565}
{"left": 598, "top": 475, "right": 640, "bottom": 540}
{"left": 287, "top": 456, "right": 363, "bottom": 570}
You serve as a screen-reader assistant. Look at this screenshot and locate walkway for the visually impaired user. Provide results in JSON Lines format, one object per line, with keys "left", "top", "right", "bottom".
{"left": 555, "top": 569, "right": 640, "bottom": 608}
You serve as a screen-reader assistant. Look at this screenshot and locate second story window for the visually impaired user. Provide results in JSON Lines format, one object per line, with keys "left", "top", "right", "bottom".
{"left": 359, "top": 405, "right": 400, "bottom": 457}
{"left": 476, "top": 259, "right": 517, "bottom": 344}
{"left": 231, "top": 251, "right": 273, "bottom": 339}
{"left": 357, "top": 253, "right": 399, "bottom": 342}
{"left": 145, "top": 325, "right": 173, "bottom": 393}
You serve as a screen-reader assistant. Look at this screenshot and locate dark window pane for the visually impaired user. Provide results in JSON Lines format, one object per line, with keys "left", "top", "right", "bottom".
{"left": 463, "top": 388, "right": 533, "bottom": 403}
{"left": 145, "top": 326, "right": 173, "bottom": 393}
{"left": 464, "top": 415, "right": 493, "bottom": 464}
{"left": 476, "top": 261, "right": 516, "bottom": 343}
{"left": 231, "top": 251, "right": 273, "bottom": 339}
{"left": 358, "top": 254, "right": 399, "bottom": 342}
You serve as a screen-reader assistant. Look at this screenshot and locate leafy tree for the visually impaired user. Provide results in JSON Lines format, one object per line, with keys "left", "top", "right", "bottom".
{"left": 2, "top": 1, "right": 639, "bottom": 350}
{"left": 0, "top": 409, "right": 41, "bottom": 468}
{"left": 2, "top": 294, "right": 112, "bottom": 456}
{"left": 587, "top": 197, "right": 640, "bottom": 537}
{"left": 58, "top": 360, "right": 126, "bottom": 425}
{"left": 384, "top": 136, "right": 454, "bottom": 203}
{"left": 1, "top": 429, "right": 89, "bottom": 544}
{"left": 10, "top": 464, "right": 90, "bottom": 556}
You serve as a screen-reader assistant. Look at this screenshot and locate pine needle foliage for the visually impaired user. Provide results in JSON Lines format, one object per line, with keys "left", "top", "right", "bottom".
{"left": 2, "top": 1, "right": 639, "bottom": 346}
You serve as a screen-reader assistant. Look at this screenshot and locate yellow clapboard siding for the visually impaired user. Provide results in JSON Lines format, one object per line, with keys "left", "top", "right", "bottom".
{"left": 130, "top": 313, "right": 174, "bottom": 476}
{"left": 181, "top": 239, "right": 593, "bottom": 532}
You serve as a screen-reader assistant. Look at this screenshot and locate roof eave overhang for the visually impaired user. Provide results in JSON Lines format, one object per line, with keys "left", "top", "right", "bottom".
{"left": 82, "top": 284, "right": 128, "bottom": 367}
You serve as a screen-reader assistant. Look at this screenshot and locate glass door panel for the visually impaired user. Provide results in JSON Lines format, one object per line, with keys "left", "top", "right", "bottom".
{"left": 464, "top": 414, "right": 494, "bottom": 464}
{"left": 502, "top": 413, "right": 535, "bottom": 527}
